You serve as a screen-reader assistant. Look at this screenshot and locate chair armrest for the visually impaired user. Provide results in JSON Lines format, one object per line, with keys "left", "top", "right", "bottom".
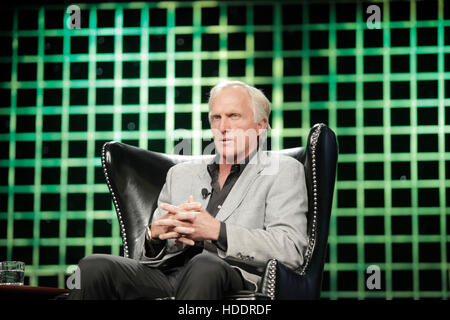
{"left": 260, "top": 259, "right": 321, "bottom": 300}
{"left": 225, "top": 290, "right": 271, "bottom": 300}
{"left": 226, "top": 259, "right": 283, "bottom": 300}
{"left": 225, "top": 259, "right": 280, "bottom": 300}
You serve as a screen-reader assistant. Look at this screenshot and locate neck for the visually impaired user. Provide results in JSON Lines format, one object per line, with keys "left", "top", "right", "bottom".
{"left": 219, "top": 145, "right": 258, "bottom": 167}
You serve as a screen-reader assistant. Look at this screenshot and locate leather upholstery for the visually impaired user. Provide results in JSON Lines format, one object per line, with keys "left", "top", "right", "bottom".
{"left": 101, "top": 123, "right": 338, "bottom": 299}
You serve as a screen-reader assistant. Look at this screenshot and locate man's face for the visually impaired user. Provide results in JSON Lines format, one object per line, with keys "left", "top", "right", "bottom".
{"left": 209, "top": 86, "right": 266, "bottom": 162}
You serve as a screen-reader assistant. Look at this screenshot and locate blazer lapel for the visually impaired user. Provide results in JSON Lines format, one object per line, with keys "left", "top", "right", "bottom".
{"left": 192, "top": 151, "right": 266, "bottom": 221}
{"left": 215, "top": 161, "right": 263, "bottom": 221}
{"left": 216, "top": 164, "right": 262, "bottom": 221}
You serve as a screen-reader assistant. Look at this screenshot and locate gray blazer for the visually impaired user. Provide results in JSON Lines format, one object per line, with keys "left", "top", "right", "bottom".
{"left": 137, "top": 151, "right": 309, "bottom": 291}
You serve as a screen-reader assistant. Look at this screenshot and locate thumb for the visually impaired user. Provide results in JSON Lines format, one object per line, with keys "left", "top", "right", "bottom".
{"left": 187, "top": 195, "right": 194, "bottom": 203}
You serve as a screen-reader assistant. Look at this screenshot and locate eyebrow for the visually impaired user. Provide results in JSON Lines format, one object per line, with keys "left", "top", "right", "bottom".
{"left": 210, "top": 112, "right": 241, "bottom": 117}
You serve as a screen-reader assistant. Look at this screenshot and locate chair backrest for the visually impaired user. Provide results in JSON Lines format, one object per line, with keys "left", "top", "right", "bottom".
{"left": 101, "top": 123, "right": 338, "bottom": 296}
{"left": 283, "top": 123, "right": 338, "bottom": 299}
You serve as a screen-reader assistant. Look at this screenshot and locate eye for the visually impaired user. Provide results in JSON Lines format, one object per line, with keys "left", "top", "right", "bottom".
{"left": 211, "top": 115, "right": 220, "bottom": 121}
{"left": 231, "top": 113, "right": 240, "bottom": 118}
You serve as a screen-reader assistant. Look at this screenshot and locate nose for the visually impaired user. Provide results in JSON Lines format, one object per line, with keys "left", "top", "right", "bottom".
{"left": 218, "top": 117, "right": 231, "bottom": 134}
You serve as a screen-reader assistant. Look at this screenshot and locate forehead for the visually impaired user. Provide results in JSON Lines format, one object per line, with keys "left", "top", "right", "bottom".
{"left": 210, "top": 86, "right": 252, "bottom": 113}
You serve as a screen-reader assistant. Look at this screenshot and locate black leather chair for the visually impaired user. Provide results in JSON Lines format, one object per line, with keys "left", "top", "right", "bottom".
{"left": 101, "top": 123, "right": 338, "bottom": 300}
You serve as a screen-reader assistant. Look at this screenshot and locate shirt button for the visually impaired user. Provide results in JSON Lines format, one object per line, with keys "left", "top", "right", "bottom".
{"left": 218, "top": 205, "right": 222, "bottom": 209}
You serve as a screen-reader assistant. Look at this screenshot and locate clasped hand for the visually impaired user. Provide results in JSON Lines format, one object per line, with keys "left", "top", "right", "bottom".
{"left": 150, "top": 196, "right": 221, "bottom": 246}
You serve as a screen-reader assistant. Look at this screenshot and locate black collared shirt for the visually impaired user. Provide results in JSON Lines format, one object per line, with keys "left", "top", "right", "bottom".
{"left": 206, "top": 149, "right": 257, "bottom": 251}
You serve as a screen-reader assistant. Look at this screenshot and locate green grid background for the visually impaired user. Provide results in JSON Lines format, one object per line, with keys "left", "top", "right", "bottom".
{"left": 0, "top": 0, "right": 449, "bottom": 299}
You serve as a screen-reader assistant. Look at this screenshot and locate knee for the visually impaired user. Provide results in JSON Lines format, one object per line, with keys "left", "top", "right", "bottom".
{"left": 78, "top": 254, "right": 116, "bottom": 282}
{"left": 72, "top": 254, "right": 122, "bottom": 299}
{"left": 185, "top": 254, "right": 227, "bottom": 278}
{"left": 176, "top": 254, "right": 234, "bottom": 299}
{"left": 79, "top": 254, "right": 113, "bottom": 271}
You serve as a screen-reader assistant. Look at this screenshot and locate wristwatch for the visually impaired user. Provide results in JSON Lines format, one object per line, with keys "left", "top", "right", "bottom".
{"left": 145, "top": 225, "right": 152, "bottom": 240}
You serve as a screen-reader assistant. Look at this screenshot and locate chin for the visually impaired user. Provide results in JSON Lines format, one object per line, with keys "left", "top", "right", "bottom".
{"left": 214, "top": 146, "right": 233, "bottom": 161}
{"left": 218, "top": 149, "right": 237, "bottom": 160}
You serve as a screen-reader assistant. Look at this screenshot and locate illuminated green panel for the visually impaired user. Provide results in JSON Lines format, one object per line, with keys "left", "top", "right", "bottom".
{"left": 0, "top": 0, "right": 448, "bottom": 299}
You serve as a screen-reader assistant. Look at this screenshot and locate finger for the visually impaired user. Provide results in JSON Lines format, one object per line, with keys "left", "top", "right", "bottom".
{"left": 153, "top": 219, "right": 183, "bottom": 228}
{"left": 160, "top": 203, "right": 182, "bottom": 214}
{"left": 173, "top": 226, "right": 195, "bottom": 235}
{"left": 178, "top": 202, "right": 202, "bottom": 211}
{"left": 173, "top": 211, "right": 198, "bottom": 222}
{"left": 176, "top": 237, "right": 195, "bottom": 246}
{"left": 187, "top": 195, "right": 194, "bottom": 203}
{"left": 159, "top": 231, "right": 180, "bottom": 240}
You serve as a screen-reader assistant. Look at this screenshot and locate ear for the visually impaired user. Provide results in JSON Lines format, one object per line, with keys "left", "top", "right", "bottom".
{"left": 256, "top": 118, "right": 268, "bottom": 136}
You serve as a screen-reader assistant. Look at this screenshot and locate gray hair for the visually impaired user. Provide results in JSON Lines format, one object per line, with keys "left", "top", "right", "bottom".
{"left": 208, "top": 80, "right": 271, "bottom": 130}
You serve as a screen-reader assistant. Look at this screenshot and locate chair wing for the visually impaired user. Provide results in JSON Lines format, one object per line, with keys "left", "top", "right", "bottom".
{"left": 260, "top": 123, "right": 338, "bottom": 299}
{"left": 101, "top": 142, "right": 176, "bottom": 258}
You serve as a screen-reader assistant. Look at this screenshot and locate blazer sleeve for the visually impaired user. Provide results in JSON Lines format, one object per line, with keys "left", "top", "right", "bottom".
{"left": 217, "top": 160, "right": 309, "bottom": 271}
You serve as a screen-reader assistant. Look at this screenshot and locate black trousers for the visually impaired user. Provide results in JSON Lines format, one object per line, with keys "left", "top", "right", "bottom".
{"left": 67, "top": 252, "right": 247, "bottom": 300}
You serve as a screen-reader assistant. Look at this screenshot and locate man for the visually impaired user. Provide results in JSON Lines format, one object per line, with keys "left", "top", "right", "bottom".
{"left": 68, "top": 80, "right": 308, "bottom": 300}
